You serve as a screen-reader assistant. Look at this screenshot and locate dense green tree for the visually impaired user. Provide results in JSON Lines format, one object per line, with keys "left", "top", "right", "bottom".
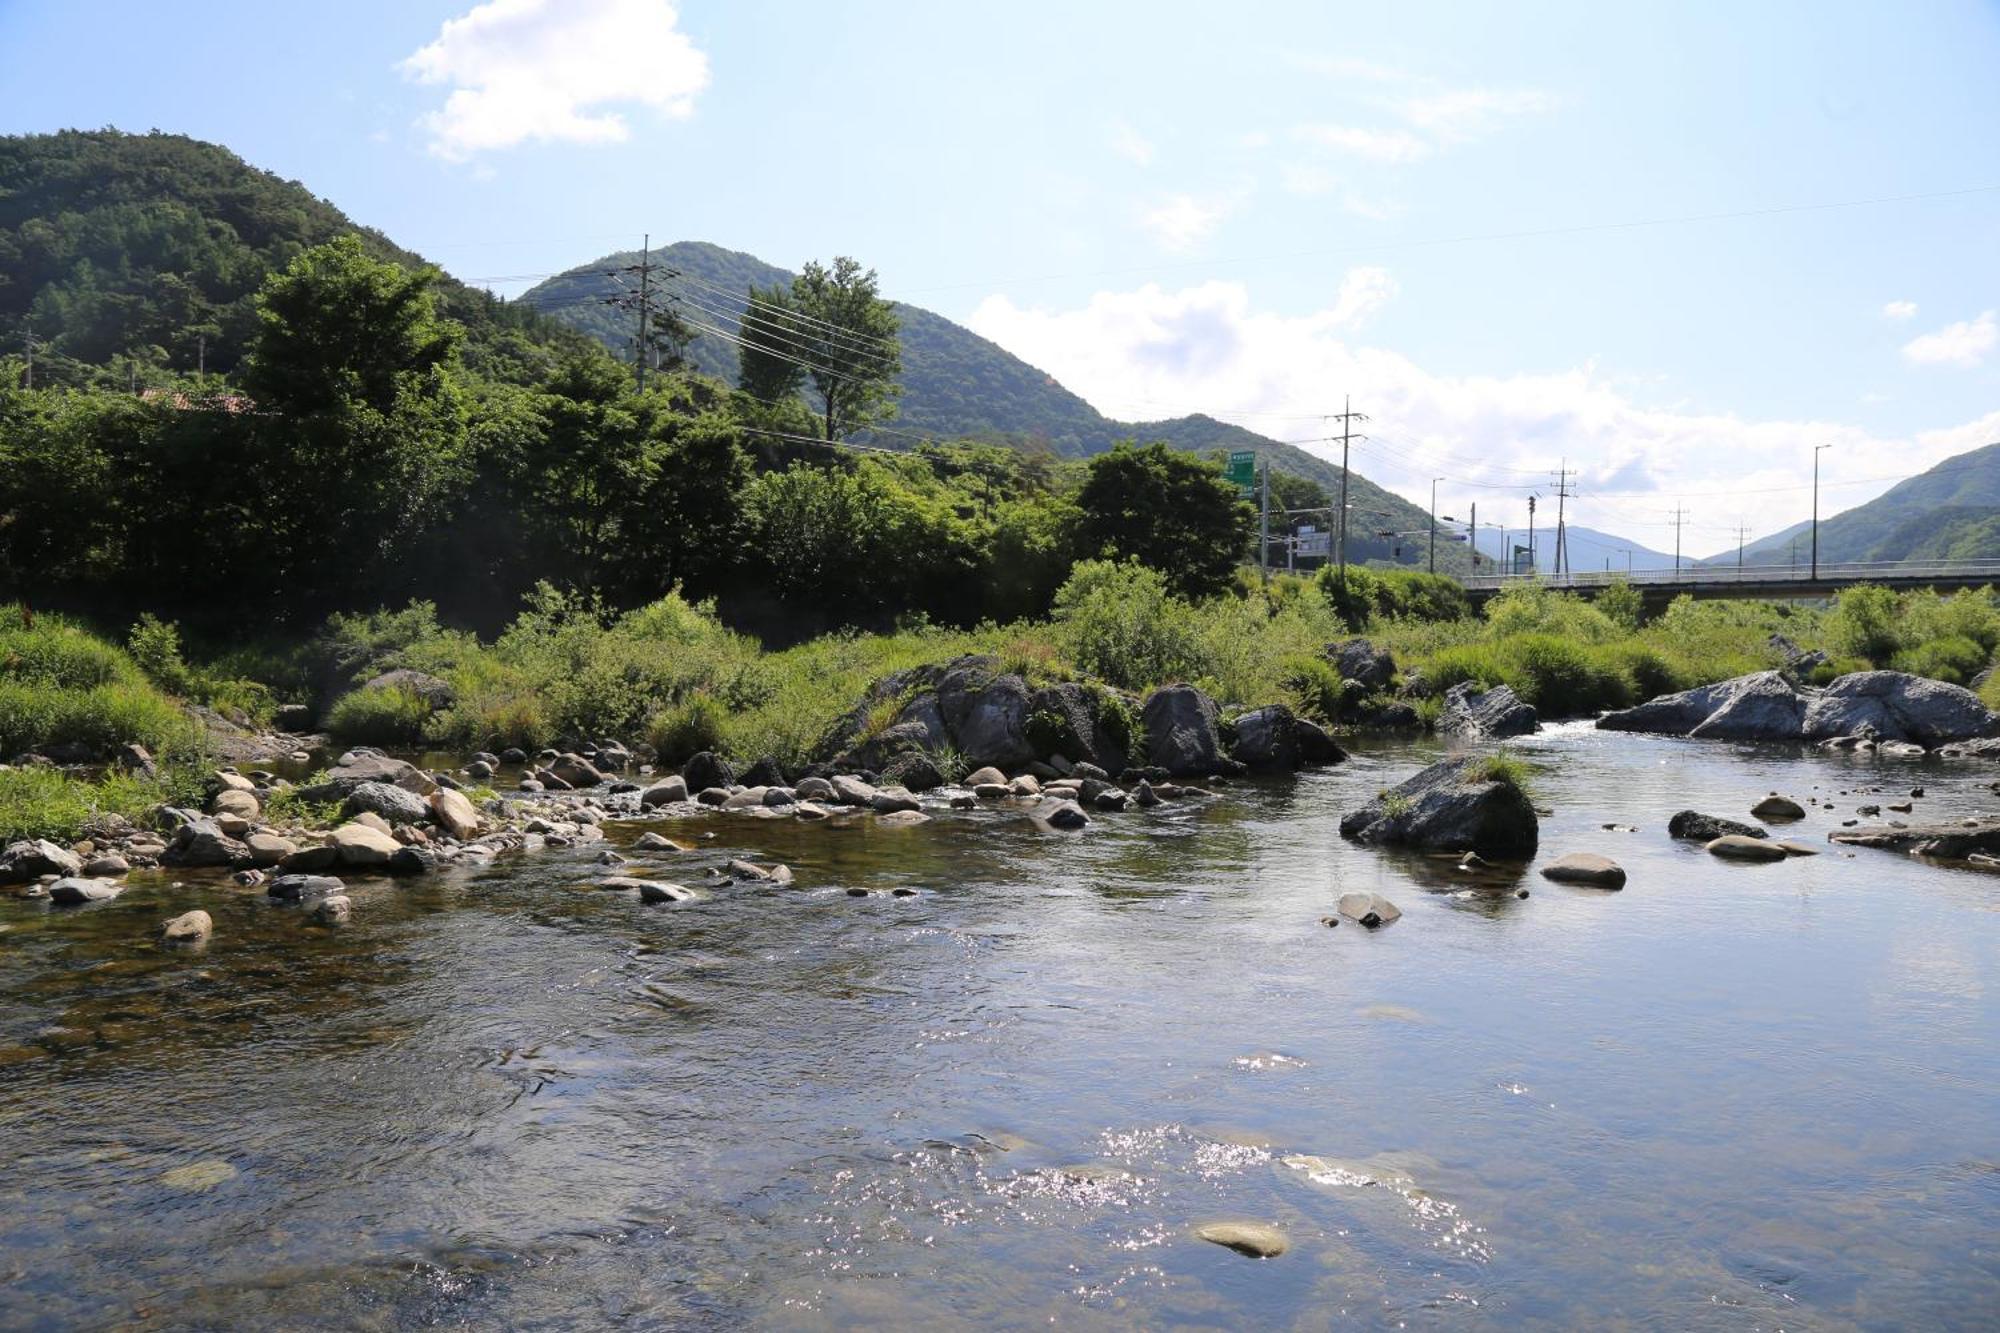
{"left": 790, "top": 257, "right": 902, "bottom": 440}
{"left": 735, "top": 280, "right": 807, "bottom": 404}
{"left": 1076, "top": 442, "right": 1254, "bottom": 600}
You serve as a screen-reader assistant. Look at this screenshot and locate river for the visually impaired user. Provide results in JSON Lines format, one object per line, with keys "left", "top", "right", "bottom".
{"left": 2, "top": 723, "right": 1996, "bottom": 1329}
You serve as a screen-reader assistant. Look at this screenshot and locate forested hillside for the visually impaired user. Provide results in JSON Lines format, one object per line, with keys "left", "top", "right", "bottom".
{"left": 521, "top": 243, "right": 1453, "bottom": 571}
{"left": 0, "top": 129, "right": 596, "bottom": 387}
{"left": 1732, "top": 441, "right": 2000, "bottom": 565}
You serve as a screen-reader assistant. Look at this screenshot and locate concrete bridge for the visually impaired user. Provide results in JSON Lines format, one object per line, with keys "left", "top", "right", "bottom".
{"left": 1460, "top": 559, "right": 2000, "bottom": 609}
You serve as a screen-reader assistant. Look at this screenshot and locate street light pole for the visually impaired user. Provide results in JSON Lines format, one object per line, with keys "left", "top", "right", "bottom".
{"left": 1812, "top": 444, "right": 1832, "bottom": 582}
{"left": 1429, "top": 477, "right": 1444, "bottom": 574}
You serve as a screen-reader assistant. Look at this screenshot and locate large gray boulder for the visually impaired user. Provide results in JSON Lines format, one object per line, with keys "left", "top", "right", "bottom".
{"left": 1597, "top": 671, "right": 1802, "bottom": 740}
{"left": 1229, "top": 704, "right": 1300, "bottom": 772}
{"left": 162, "top": 818, "right": 252, "bottom": 868}
{"left": 1328, "top": 639, "right": 1396, "bottom": 692}
{"left": 1802, "top": 671, "right": 2000, "bottom": 747}
{"left": 1667, "top": 811, "right": 1767, "bottom": 842}
{"left": 1599, "top": 668, "right": 2000, "bottom": 748}
{"left": 1439, "top": 682, "right": 1539, "bottom": 738}
{"left": 344, "top": 781, "right": 430, "bottom": 826}
{"left": 682, "top": 751, "right": 734, "bottom": 793}
{"left": 297, "top": 749, "right": 436, "bottom": 804}
{"left": 1026, "top": 682, "right": 1131, "bottom": 774}
{"left": 880, "top": 750, "right": 944, "bottom": 792}
{"left": 951, "top": 672, "right": 1035, "bottom": 769}
{"left": 361, "top": 668, "right": 454, "bottom": 708}
{"left": 1339, "top": 755, "right": 1539, "bottom": 857}
{"left": 0, "top": 838, "right": 82, "bottom": 883}
{"left": 1142, "top": 684, "right": 1227, "bottom": 776}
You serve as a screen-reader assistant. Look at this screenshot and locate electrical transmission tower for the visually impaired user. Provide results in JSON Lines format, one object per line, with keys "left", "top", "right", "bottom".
{"left": 606, "top": 234, "right": 691, "bottom": 392}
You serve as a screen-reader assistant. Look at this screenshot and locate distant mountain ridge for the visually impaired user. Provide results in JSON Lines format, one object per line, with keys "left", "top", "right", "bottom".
{"left": 520, "top": 242, "right": 1462, "bottom": 571}
{"left": 1721, "top": 441, "right": 2000, "bottom": 565}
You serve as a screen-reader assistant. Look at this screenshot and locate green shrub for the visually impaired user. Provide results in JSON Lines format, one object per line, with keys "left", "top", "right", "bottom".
{"left": 1825, "top": 585, "right": 1902, "bottom": 665}
{"left": 1806, "top": 655, "right": 1870, "bottom": 687}
{"left": 1596, "top": 578, "right": 1643, "bottom": 632}
{"left": 1280, "top": 653, "right": 1348, "bottom": 723}
{"left": 127, "top": 613, "right": 193, "bottom": 694}
{"left": 1505, "top": 634, "right": 1632, "bottom": 715}
{"left": 325, "top": 684, "right": 432, "bottom": 745}
{"left": 1052, "top": 559, "right": 1206, "bottom": 691}
{"left": 646, "top": 692, "right": 727, "bottom": 763}
{"left": 1464, "top": 752, "right": 1534, "bottom": 793}
{"left": 0, "top": 679, "right": 195, "bottom": 755}
{"left": 1315, "top": 565, "right": 1469, "bottom": 628}
{"left": 0, "top": 607, "right": 138, "bottom": 690}
{"left": 1893, "top": 635, "right": 1988, "bottom": 686}
{"left": 1593, "top": 642, "right": 1687, "bottom": 700}
{"left": 1412, "top": 643, "right": 1507, "bottom": 697}
{"left": 0, "top": 763, "right": 201, "bottom": 844}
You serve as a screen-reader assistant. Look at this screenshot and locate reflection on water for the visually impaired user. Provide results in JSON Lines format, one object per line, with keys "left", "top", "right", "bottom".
{"left": 3, "top": 725, "right": 1999, "bottom": 1328}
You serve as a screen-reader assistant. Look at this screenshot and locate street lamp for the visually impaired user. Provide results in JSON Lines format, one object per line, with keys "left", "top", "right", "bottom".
{"left": 1429, "top": 477, "right": 1445, "bottom": 574}
{"left": 1812, "top": 444, "right": 1832, "bottom": 581}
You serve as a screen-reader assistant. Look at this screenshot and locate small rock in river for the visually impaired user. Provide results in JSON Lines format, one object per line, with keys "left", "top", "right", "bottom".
{"left": 1538, "top": 852, "right": 1627, "bottom": 889}
{"left": 1336, "top": 892, "right": 1401, "bottom": 928}
{"left": 1752, "top": 795, "right": 1806, "bottom": 821}
{"left": 1195, "top": 1221, "right": 1289, "bottom": 1259}
{"left": 158, "top": 910, "right": 212, "bottom": 945}
{"left": 1706, "top": 834, "right": 1789, "bottom": 862}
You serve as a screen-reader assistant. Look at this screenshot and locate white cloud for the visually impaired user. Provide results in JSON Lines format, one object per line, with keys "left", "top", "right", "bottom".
{"left": 1902, "top": 310, "right": 1996, "bottom": 367}
{"left": 966, "top": 276, "right": 2000, "bottom": 538}
{"left": 1139, "top": 191, "right": 1242, "bottom": 253}
{"left": 401, "top": 0, "right": 709, "bottom": 161}
{"left": 1293, "top": 123, "right": 1433, "bottom": 163}
{"left": 1881, "top": 300, "right": 1918, "bottom": 321}
{"left": 1397, "top": 87, "right": 1558, "bottom": 144}
{"left": 1107, "top": 120, "right": 1155, "bottom": 167}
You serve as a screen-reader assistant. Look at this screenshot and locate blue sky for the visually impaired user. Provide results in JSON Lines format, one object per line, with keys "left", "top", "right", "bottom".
{"left": 4, "top": 0, "right": 1997, "bottom": 553}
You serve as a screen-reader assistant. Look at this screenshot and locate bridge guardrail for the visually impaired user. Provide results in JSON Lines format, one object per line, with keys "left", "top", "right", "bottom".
{"left": 1459, "top": 560, "right": 2000, "bottom": 592}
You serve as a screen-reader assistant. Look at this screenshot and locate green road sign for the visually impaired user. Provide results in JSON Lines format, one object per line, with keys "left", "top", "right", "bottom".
{"left": 1226, "top": 450, "right": 1257, "bottom": 496}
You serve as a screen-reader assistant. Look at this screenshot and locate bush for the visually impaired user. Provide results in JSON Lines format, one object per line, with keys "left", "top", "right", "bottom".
{"left": 1596, "top": 578, "right": 1643, "bottom": 632}
{"left": 1316, "top": 565, "right": 1469, "bottom": 628}
{"left": 127, "top": 613, "right": 193, "bottom": 694}
{"left": 1280, "top": 653, "right": 1348, "bottom": 723}
{"left": 646, "top": 692, "right": 727, "bottom": 763}
{"left": 1052, "top": 559, "right": 1206, "bottom": 691}
{"left": 0, "top": 761, "right": 201, "bottom": 843}
{"left": 1893, "top": 635, "right": 1988, "bottom": 686}
{"left": 325, "top": 684, "right": 432, "bottom": 745}
{"left": 1415, "top": 643, "right": 1507, "bottom": 697}
{"left": 1593, "top": 642, "right": 1688, "bottom": 700}
{"left": 1807, "top": 656, "right": 1870, "bottom": 687}
{"left": 1506, "top": 634, "right": 1632, "bottom": 715}
{"left": 1825, "top": 585, "right": 1901, "bottom": 665}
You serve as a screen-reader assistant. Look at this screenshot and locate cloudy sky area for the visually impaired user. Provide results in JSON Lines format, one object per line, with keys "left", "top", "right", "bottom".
{"left": 5, "top": 0, "right": 1996, "bottom": 556}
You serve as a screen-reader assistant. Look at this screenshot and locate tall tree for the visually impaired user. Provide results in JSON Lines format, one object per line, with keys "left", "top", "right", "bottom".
{"left": 737, "top": 256, "right": 901, "bottom": 441}
{"left": 735, "top": 280, "right": 806, "bottom": 404}
{"left": 1076, "top": 442, "right": 1255, "bottom": 600}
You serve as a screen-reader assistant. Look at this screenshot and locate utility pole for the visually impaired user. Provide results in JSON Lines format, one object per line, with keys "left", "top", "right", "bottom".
{"left": 1325, "top": 397, "right": 1368, "bottom": 587}
{"left": 1550, "top": 462, "right": 1577, "bottom": 581}
{"left": 1733, "top": 524, "right": 1751, "bottom": 571}
{"left": 1812, "top": 443, "right": 1831, "bottom": 581}
{"left": 1469, "top": 501, "right": 1478, "bottom": 573}
{"left": 1527, "top": 495, "right": 1538, "bottom": 576}
{"left": 1258, "top": 456, "right": 1270, "bottom": 587}
{"left": 1429, "top": 477, "right": 1444, "bottom": 574}
{"left": 634, "top": 234, "right": 651, "bottom": 394}
{"left": 1669, "top": 507, "right": 1691, "bottom": 578}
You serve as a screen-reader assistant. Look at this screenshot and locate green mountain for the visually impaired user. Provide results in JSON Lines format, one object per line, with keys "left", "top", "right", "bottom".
{"left": 0, "top": 128, "right": 595, "bottom": 386}
{"left": 520, "top": 242, "right": 1456, "bottom": 570}
{"left": 1728, "top": 441, "right": 2000, "bottom": 565}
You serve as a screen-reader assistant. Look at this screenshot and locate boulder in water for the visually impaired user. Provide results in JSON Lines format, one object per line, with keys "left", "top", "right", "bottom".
{"left": 1339, "top": 755, "right": 1539, "bottom": 857}
{"left": 1142, "top": 684, "right": 1227, "bottom": 776}
{"left": 1539, "top": 852, "right": 1626, "bottom": 889}
{"left": 1440, "top": 681, "right": 1539, "bottom": 737}
{"left": 1667, "top": 811, "right": 1767, "bottom": 842}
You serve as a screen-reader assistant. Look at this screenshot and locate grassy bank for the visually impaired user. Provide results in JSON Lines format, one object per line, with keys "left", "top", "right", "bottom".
{"left": 10, "top": 574, "right": 2000, "bottom": 845}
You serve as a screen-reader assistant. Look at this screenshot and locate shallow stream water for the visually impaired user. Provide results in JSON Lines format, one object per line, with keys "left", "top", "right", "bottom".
{"left": 2, "top": 725, "right": 1997, "bottom": 1329}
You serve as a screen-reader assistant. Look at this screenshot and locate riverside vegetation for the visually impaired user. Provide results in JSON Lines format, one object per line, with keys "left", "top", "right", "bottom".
{"left": 11, "top": 572, "right": 2000, "bottom": 847}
